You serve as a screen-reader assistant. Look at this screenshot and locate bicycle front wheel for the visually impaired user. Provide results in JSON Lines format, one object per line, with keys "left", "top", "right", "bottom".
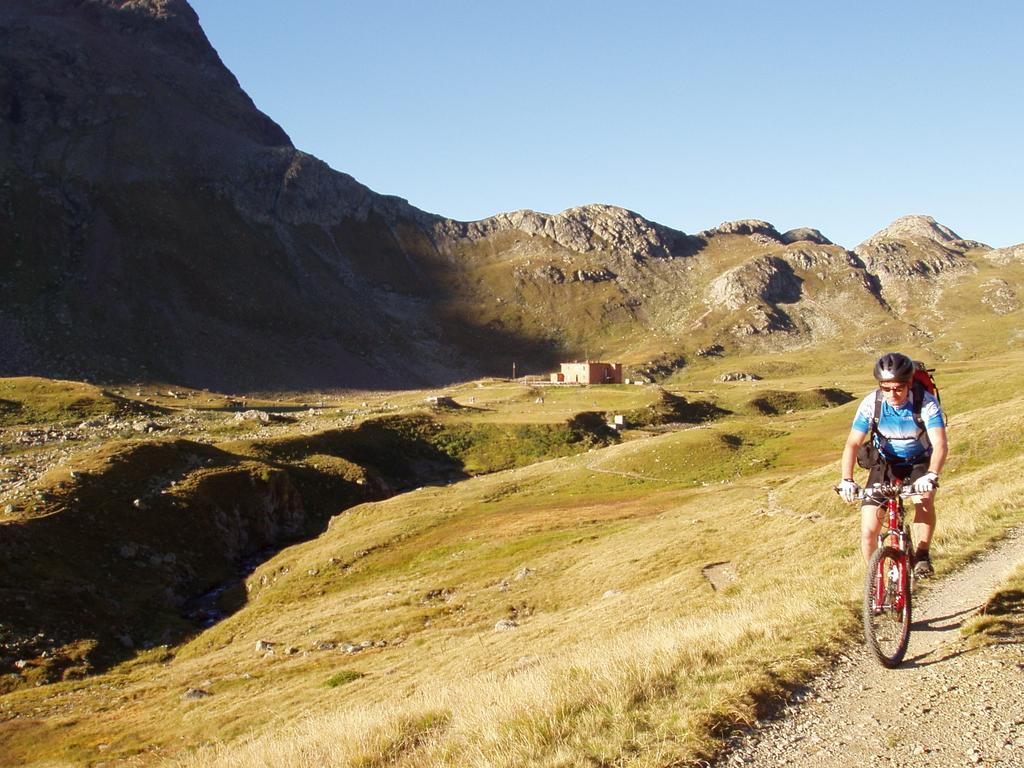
{"left": 863, "top": 545, "right": 912, "bottom": 668}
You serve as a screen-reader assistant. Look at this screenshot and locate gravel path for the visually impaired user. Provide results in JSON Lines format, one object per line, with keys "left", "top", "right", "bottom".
{"left": 717, "top": 528, "right": 1024, "bottom": 767}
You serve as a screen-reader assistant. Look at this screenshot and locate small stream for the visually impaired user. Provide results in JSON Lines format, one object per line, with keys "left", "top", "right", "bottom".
{"left": 181, "top": 547, "right": 279, "bottom": 628}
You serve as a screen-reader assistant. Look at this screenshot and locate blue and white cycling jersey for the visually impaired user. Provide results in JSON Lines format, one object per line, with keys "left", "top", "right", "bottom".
{"left": 851, "top": 390, "right": 945, "bottom": 462}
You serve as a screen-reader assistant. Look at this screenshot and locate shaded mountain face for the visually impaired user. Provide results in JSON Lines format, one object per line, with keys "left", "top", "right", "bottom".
{"left": 0, "top": 0, "right": 459, "bottom": 390}
{"left": 0, "top": 2, "right": 1019, "bottom": 390}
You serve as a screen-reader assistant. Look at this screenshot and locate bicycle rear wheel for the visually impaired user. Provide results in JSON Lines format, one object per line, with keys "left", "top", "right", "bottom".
{"left": 863, "top": 545, "right": 912, "bottom": 668}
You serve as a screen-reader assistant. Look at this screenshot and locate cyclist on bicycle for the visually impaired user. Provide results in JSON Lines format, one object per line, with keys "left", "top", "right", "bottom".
{"left": 838, "top": 352, "right": 948, "bottom": 577}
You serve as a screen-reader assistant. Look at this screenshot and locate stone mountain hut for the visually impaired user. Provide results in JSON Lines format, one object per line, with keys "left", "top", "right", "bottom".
{"left": 550, "top": 361, "right": 623, "bottom": 384}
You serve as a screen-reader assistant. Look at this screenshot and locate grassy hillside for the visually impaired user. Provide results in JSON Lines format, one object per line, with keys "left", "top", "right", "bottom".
{"left": 0, "top": 377, "right": 158, "bottom": 427}
{"left": 0, "top": 387, "right": 636, "bottom": 695}
{"left": 2, "top": 351, "right": 1023, "bottom": 766}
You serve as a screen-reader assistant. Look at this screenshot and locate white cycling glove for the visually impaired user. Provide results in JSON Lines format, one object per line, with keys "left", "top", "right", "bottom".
{"left": 838, "top": 478, "right": 860, "bottom": 503}
{"left": 912, "top": 471, "right": 939, "bottom": 494}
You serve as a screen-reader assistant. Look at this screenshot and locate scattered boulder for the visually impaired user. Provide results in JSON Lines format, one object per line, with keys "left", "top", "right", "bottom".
{"left": 695, "top": 345, "right": 724, "bottom": 357}
{"left": 719, "top": 372, "right": 762, "bottom": 382}
{"left": 702, "top": 561, "right": 738, "bottom": 591}
{"left": 424, "top": 395, "right": 459, "bottom": 409}
{"left": 183, "top": 687, "right": 211, "bottom": 700}
{"left": 533, "top": 264, "right": 565, "bottom": 283}
{"left": 339, "top": 639, "right": 386, "bottom": 654}
{"left": 494, "top": 619, "right": 518, "bottom": 631}
{"left": 234, "top": 410, "right": 270, "bottom": 424}
{"left": 572, "top": 267, "right": 616, "bottom": 283}
{"left": 980, "top": 279, "right": 1020, "bottom": 314}
{"left": 631, "top": 354, "right": 687, "bottom": 381}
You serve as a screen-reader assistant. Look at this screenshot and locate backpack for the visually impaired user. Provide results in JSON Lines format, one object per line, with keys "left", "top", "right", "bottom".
{"left": 857, "top": 361, "right": 941, "bottom": 468}
{"left": 909, "top": 361, "right": 940, "bottom": 404}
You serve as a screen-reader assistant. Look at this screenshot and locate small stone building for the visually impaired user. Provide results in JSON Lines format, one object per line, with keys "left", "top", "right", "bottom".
{"left": 550, "top": 361, "right": 623, "bottom": 384}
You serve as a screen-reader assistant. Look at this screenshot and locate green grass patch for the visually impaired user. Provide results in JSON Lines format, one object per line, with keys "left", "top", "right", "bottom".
{"left": 621, "top": 388, "right": 728, "bottom": 427}
{"left": 325, "top": 670, "right": 365, "bottom": 688}
{"left": 0, "top": 377, "right": 131, "bottom": 426}
{"left": 746, "top": 387, "right": 853, "bottom": 416}
{"left": 227, "top": 410, "right": 620, "bottom": 483}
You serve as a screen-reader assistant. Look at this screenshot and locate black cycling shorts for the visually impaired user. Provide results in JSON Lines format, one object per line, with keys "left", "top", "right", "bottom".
{"left": 864, "top": 459, "right": 931, "bottom": 505}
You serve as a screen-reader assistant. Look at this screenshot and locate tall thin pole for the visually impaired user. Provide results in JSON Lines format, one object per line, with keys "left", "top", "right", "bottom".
{"left": 512, "top": 361, "right": 516, "bottom": 380}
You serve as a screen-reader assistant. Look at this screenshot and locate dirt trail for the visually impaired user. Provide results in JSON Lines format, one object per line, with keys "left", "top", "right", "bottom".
{"left": 717, "top": 528, "right": 1024, "bottom": 767}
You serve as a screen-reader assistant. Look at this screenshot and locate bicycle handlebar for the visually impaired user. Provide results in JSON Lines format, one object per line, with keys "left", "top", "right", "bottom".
{"left": 833, "top": 480, "right": 938, "bottom": 501}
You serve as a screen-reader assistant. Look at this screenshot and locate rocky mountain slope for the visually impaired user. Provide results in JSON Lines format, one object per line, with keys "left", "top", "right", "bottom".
{"left": 1, "top": 0, "right": 1020, "bottom": 390}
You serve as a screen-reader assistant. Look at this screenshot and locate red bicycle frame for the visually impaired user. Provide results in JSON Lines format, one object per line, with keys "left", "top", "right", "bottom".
{"left": 875, "top": 495, "right": 910, "bottom": 612}
{"left": 846, "top": 481, "right": 919, "bottom": 667}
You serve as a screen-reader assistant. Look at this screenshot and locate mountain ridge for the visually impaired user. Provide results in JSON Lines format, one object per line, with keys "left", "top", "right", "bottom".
{"left": 1, "top": 0, "right": 1020, "bottom": 390}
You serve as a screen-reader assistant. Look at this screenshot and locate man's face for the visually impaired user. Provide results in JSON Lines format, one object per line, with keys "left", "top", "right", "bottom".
{"left": 879, "top": 380, "right": 911, "bottom": 407}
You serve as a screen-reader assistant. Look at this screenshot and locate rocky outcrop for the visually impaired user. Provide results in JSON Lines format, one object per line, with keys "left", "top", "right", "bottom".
{"left": 700, "top": 219, "right": 785, "bottom": 243}
{"left": 718, "top": 372, "right": 762, "bottom": 382}
{"left": 701, "top": 219, "right": 782, "bottom": 239}
{"left": 983, "top": 243, "right": 1024, "bottom": 266}
{"left": 858, "top": 215, "right": 965, "bottom": 247}
{"left": 854, "top": 216, "right": 979, "bottom": 296}
{"left": 781, "top": 228, "right": 832, "bottom": 245}
{"left": 226, "top": 148, "right": 433, "bottom": 229}
{"left": 704, "top": 256, "right": 807, "bottom": 338}
{"left": 707, "top": 256, "right": 803, "bottom": 311}
{"left": 855, "top": 215, "right": 986, "bottom": 275}
{"left": 0, "top": 439, "right": 311, "bottom": 683}
{"left": 980, "top": 278, "right": 1021, "bottom": 315}
{"left": 435, "top": 204, "right": 697, "bottom": 261}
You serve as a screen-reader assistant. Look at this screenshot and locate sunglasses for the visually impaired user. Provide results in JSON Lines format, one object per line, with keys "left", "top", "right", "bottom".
{"left": 879, "top": 383, "right": 909, "bottom": 393}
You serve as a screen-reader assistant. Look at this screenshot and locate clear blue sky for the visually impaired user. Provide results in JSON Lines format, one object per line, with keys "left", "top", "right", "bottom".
{"left": 190, "top": 0, "right": 1022, "bottom": 249}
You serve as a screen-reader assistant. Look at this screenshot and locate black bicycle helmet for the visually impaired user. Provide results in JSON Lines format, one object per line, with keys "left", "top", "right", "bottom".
{"left": 873, "top": 352, "right": 914, "bottom": 382}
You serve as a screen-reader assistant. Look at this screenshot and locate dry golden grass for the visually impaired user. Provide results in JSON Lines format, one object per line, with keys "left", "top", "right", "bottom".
{"left": 3, "top": 355, "right": 1024, "bottom": 767}
{"left": 959, "top": 562, "right": 1024, "bottom": 646}
{"left": 174, "top": 588, "right": 848, "bottom": 768}
{"left": 160, "top": 359, "right": 1024, "bottom": 767}
{"left": 165, "top": 440, "right": 1022, "bottom": 767}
